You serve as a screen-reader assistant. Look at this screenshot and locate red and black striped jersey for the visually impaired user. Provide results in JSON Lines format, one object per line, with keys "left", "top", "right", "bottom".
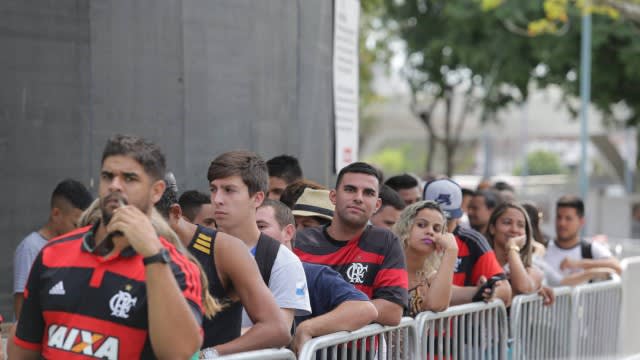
{"left": 294, "top": 225, "right": 408, "bottom": 308}
{"left": 452, "top": 225, "right": 504, "bottom": 286}
{"left": 14, "top": 223, "right": 203, "bottom": 359}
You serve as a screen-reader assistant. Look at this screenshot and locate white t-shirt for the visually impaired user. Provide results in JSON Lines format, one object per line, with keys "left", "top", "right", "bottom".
{"left": 542, "top": 240, "right": 613, "bottom": 286}
{"left": 14, "top": 231, "right": 48, "bottom": 294}
{"left": 242, "top": 245, "right": 311, "bottom": 327}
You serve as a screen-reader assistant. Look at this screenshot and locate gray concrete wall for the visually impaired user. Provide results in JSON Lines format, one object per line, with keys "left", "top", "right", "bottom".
{"left": 0, "top": 0, "right": 334, "bottom": 320}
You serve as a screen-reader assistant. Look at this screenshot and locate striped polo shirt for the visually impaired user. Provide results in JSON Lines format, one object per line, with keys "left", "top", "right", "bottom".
{"left": 14, "top": 223, "right": 203, "bottom": 359}
{"left": 294, "top": 225, "right": 408, "bottom": 308}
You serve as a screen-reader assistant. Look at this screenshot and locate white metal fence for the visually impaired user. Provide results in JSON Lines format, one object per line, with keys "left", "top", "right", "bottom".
{"left": 620, "top": 257, "right": 640, "bottom": 357}
{"left": 2, "top": 276, "right": 631, "bottom": 360}
{"left": 570, "top": 276, "right": 622, "bottom": 358}
{"left": 510, "top": 287, "right": 573, "bottom": 359}
{"left": 415, "top": 300, "right": 508, "bottom": 360}
{"left": 213, "top": 277, "right": 628, "bottom": 360}
{"left": 297, "top": 317, "right": 418, "bottom": 360}
{"left": 216, "top": 349, "right": 296, "bottom": 360}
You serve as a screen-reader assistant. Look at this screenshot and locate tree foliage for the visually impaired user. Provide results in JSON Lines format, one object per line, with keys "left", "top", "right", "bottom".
{"left": 484, "top": 0, "right": 640, "bottom": 35}
{"left": 514, "top": 150, "right": 567, "bottom": 175}
{"left": 365, "top": 0, "right": 640, "bottom": 176}
{"left": 379, "top": 0, "right": 541, "bottom": 176}
{"left": 359, "top": 0, "right": 387, "bottom": 149}
{"left": 488, "top": 1, "right": 640, "bottom": 127}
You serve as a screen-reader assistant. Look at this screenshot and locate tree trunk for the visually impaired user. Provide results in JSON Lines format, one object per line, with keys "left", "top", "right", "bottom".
{"left": 426, "top": 131, "right": 437, "bottom": 174}
{"left": 444, "top": 89, "right": 454, "bottom": 177}
{"left": 416, "top": 99, "right": 440, "bottom": 176}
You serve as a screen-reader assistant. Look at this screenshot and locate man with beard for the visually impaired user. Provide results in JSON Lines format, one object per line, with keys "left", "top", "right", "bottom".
{"left": 294, "top": 162, "right": 408, "bottom": 326}
{"left": 10, "top": 135, "right": 204, "bottom": 359}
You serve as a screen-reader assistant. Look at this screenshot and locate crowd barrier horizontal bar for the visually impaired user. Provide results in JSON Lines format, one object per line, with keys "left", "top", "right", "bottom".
{"left": 297, "top": 317, "right": 418, "bottom": 360}
{"left": 510, "top": 287, "right": 573, "bottom": 360}
{"left": 570, "top": 276, "right": 622, "bottom": 359}
{"left": 216, "top": 348, "right": 296, "bottom": 360}
{"left": 415, "top": 300, "right": 508, "bottom": 360}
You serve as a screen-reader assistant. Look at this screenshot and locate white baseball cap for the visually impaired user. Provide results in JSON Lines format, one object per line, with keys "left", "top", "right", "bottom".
{"left": 422, "top": 178, "right": 463, "bottom": 219}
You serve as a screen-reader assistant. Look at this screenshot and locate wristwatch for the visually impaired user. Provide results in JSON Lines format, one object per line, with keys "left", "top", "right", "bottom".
{"left": 200, "top": 348, "right": 219, "bottom": 359}
{"left": 508, "top": 245, "right": 521, "bottom": 253}
{"left": 143, "top": 248, "right": 170, "bottom": 266}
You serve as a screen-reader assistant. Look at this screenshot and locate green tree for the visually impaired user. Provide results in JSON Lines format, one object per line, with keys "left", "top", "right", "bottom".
{"left": 483, "top": 0, "right": 640, "bottom": 35}
{"left": 364, "top": 143, "right": 427, "bottom": 175}
{"left": 359, "top": 0, "right": 387, "bottom": 149}
{"left": 514, "top": 150, "right": 567, "bottom": 175}
{"left": 483, "top": 1, "right": 640, "bottom": 124}
{"left": 380, "top": 0, "right": 540, "bottom": 176}
{"left": 488, "top": 0, "right": 640, "bottom": 172}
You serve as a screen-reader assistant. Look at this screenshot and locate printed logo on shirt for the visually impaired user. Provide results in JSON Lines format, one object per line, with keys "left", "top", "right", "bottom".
{"left": 346, "top": 263, "right": 368, "bottom": 284}
{"left": 109, "top": 290, "right": 137, "bottom": 319}
{"left": 453, "top": 258, "right": 463, "bottom": 273}
{"left": 47, "top": 324, "right": 119, "bottom": 360}
{"left": 49, "top": 281, "right": 66, "bottom": 295}
{"left": 295, "top": 281, "right": 306, "bottom": 297}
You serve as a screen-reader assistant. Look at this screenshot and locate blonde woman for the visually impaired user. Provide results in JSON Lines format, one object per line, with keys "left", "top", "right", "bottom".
{"left": 393, "top": 201, "right": 458, "bottom": 316}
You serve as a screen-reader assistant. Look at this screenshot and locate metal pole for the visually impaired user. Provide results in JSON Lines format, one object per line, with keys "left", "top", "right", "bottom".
{"left": 625, "top": 127, "right": 635, "bottom": 193}
{"left": 483, "top": 128, "right": 492, "bottom": 180}
{"left": 521, "top": 102, "right": 529, "bottom": 197}
{"left": 579, "top": 4, "right": 592, "bottom": 201}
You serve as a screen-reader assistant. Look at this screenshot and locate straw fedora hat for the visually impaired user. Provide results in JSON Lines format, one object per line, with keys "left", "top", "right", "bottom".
{"left": 292, "top": 188, "right": 334, "bottom": 221}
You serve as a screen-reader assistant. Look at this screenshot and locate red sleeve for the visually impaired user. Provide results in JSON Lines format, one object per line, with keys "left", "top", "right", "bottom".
{"left": 372, "top": 233, "right": 409, "bottom": 307}
{"left": 470, "top": 251, "right": 504, "bottom": 285}
{"left": 13, "top": 336, "right": 42, "bottom": 351}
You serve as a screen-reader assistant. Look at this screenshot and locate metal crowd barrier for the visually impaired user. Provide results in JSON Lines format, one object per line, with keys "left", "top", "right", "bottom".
{"left": 570, "top": 276, "right": 622, "bottom": 359}
{"left": 510, "top": 287, "right": 573, "bottom": 359}
{"left": 415, "top": 300, "right": 508, "bottom": 360}
{"left": 200, "top": 277, "right": 633, "bottom": 360}
{"left": 297, "top": 317, "right": 418, "bottom": 360}
{"left": 619, "top": 257, "right": 640, "bottom": 357}
{"left": 216, "top": 348, "right": 296, "bottom": 360}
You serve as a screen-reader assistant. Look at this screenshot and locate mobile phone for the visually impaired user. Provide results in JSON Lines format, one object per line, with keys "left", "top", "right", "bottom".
{"left": 472, "top": 274, "right": 506, "bottom": 302}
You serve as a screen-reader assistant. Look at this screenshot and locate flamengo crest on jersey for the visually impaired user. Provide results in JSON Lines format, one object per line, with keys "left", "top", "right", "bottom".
{"left": 47, "top": 324, "right": 119, "bottom": 360}
{"left": 109, "top": 291, "right": 137, "bottom": 319}
{"left": 346, "top": 263, "right": 368, "bottom": 284}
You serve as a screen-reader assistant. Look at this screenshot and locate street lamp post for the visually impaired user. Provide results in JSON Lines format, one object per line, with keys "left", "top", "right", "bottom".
{"left": 579, "top": 3, "right": 592, "bottom": 202}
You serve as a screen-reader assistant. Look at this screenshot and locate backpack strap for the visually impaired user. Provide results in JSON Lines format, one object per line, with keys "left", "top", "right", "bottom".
{"left": 580, "top": 240, "right": 593, "bottom": 259}
{"left": 254, "top": 234, "right": 281, "bottom": 285}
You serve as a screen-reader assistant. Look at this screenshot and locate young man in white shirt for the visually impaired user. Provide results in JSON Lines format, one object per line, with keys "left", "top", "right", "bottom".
{"left": 207, "top": 151, "right": 311, "bottom": 335}
{"left": 543, "top": 195, "right": 621, "bottom": 286}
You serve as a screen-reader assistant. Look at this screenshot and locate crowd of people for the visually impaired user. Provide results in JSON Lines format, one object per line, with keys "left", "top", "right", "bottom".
{"left": 3, "top": 134, "right": 622, "bottom": 359}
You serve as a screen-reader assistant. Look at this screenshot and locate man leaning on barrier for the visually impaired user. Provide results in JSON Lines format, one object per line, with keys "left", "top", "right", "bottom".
{"left": 256, "top": 199, "right": 378, "bottom": 354}
{"left": 295, "top": 162, "right": 409, "bottom": 326}
{"left": 157, "top": 167, "right": 291, "bottom": 356}
{"left": 543, "top": 195, "right": 622, "bottom": 286}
